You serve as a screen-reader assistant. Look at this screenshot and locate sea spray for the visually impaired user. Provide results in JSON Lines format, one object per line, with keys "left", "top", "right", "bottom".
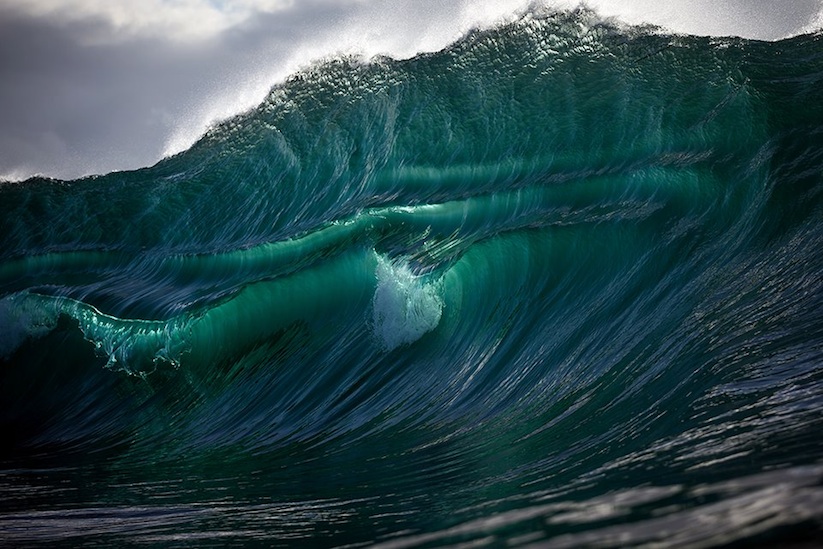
{"left": 372, "top": 254, "right": 443, "bottom": 351}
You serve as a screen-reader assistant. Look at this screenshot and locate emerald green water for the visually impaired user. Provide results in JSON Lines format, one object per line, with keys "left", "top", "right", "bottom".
{"left": 2, "top": 9, "right": 823, "bottom": 547}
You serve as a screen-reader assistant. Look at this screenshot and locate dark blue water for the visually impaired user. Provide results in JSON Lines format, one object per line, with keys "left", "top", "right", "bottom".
{"left": 2, "top": 9, "right": 823, "bottom": 547}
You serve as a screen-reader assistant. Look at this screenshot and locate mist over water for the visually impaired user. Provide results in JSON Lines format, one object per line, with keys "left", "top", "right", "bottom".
{"left": 2, "top": 4, "right": 823, "bottom": 548}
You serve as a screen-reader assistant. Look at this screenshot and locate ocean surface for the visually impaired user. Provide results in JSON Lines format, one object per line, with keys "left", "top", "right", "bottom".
{"left": 2, "top": 7, "right": 823, "bottom": 547}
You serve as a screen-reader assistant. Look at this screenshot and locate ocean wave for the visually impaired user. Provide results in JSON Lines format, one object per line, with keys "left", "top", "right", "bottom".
{"left": 1, "top": 8, "right": 822, "bottom": 547}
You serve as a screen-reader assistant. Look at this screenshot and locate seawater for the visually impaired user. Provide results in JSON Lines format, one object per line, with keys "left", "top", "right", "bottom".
{"left": 2, "top": 8, "right": 823, "bottom": 547}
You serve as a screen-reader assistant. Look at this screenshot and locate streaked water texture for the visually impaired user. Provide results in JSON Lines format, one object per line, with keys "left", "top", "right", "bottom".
{"left": 2, "top": 8, "right": 823, "bottom": 547}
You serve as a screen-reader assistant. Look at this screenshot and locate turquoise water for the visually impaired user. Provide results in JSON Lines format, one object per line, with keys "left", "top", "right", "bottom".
{"left": 2, "top": 9, "right": 823, "bottom": 547}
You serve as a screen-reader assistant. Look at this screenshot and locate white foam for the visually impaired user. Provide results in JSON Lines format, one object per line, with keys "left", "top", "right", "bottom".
{"left": 372, "top": 254, "right": 443, "bottom": 351}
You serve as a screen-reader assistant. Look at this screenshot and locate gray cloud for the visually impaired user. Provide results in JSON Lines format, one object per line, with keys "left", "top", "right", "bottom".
{"left": 586, "top": 0, "right": 822, "bottom": 40}
{"left": 0, "top": 0, "right": 820, "bottom": 181}
{"left": 0, "top": 1, "right": 352, "bottom": 179}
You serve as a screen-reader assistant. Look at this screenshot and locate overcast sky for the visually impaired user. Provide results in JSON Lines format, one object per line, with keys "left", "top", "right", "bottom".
{"left": 0, "top": 0, "right": 820, "bottom": 181}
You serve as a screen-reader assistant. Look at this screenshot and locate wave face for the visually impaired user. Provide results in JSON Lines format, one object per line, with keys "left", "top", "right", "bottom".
{"left": 2, "top": 9, "right": 823, "bottom": 547}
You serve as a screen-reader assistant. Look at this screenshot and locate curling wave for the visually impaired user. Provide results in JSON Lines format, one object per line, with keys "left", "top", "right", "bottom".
{"left": 1, "top": 8, "right": 823, "bottom": 547}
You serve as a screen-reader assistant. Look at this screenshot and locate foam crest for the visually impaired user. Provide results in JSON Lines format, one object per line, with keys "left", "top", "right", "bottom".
{"left": 372, "top": 254, "right": 443, "bottom": 351}
{"left": 4, "top": 293, "right": 190, "bottom": 375}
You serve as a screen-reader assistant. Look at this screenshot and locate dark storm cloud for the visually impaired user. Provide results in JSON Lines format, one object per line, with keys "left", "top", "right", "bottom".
{"left": 0, "top": 0, "right": 820, "bottom": 181}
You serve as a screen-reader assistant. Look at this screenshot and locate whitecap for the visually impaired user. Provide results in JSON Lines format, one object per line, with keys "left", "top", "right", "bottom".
{"left": 372, "top": 254, "right": 443, "bottom": 351}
